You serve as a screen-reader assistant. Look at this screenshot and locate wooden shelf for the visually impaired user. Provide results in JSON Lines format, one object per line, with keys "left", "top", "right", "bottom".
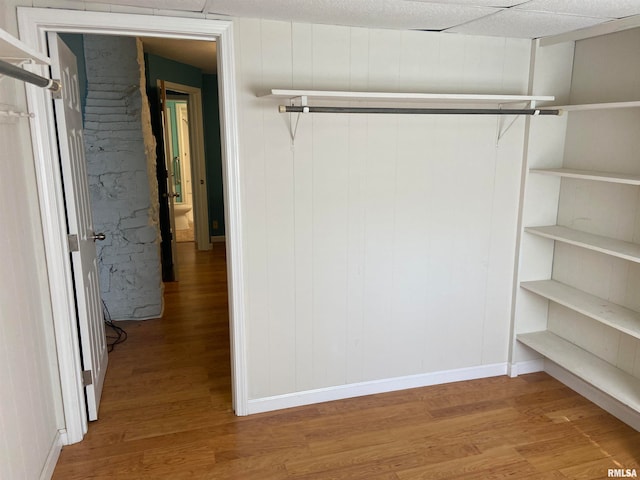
{"left": 0, "top": 28, "right": 49, "bottom": 65}
{"left": 529, "top": 168, "right": 640, "bottom": 185}
{"left": 260, "top": 89, "right": 554, "bottom": 105}
{"left": 521, "top": 280, "right": 640, "bottom": 340}
{"left": 541, "top": 101, "right": 640, "bottom": 112}
{"left": 525, "top": 225, "right": 640, "bottom": 263}
{"left": 517, "top": 330, "right": 640, "bottom": 412}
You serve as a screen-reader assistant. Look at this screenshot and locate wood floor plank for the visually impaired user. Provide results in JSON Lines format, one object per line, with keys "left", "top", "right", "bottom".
{"left": 395, "top": 446, "right": 534, "bottom": 480}
{"left": 52, "top": 242, "right": 640, "bottom": 479}
{"left": 515, "top": 433, "right": 611, "bottom": 471}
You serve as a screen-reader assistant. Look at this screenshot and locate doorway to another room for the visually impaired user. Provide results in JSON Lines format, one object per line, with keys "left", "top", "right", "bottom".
{"left": 143, "top": 38, "right": 225, "bottom": 282}
{"left": 167, "top": 97, "right": 195, "bottom": 243}
{"left": 151, "top": 75, "right": 216, "bottom": 282}
{"left": 19, "top": 8, "right": 247, "bottom": 446}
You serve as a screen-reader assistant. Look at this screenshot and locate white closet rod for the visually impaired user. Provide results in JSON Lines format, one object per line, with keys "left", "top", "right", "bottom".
{"left": 0, "top": 58, "right": 60, "bottom": 92}
{"left": 279, "top": 105, "right": 562, "bottom": 116}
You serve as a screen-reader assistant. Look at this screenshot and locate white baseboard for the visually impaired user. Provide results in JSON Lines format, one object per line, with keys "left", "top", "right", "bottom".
{"left": 508, "top": 359, "right": 545, "bottom": 378}
{"left": 247, "top": 363, "right": 508, "bottom": 415}
{"left": 544, "top": 360, "right": 640, "bottom": 432}
{"left": 210, "top": 235, "right": 225, "bottom": 243}
{"left": 40, "top": 430, "right": 63, "bottom": 480}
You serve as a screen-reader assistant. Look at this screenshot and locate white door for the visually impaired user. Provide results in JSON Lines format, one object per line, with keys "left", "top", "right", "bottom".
{"left": 176, "top": 102, "right": 193, "bottom": 207}
{"left": 49, "top": 32, "right": 108, "bottom": 421}
{"left": 159, "top": 80, "right": 180, "bottom": 280}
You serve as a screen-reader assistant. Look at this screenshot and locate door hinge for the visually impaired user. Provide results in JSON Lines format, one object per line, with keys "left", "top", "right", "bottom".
{"left": 82, "top": 370, "right": 93, "bottom": 386}
{"left": 68, "top": 234, "right": 79, "bottom": 252}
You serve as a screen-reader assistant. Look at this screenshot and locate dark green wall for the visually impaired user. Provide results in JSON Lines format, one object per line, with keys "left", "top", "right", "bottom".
{"left": 145, "top": 54, "right": 224, "bottom": 238}
{"left": 145, "top": 53, "right": 202, "bottom": 90}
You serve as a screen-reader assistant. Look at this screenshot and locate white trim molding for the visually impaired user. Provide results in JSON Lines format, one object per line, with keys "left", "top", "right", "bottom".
{"left": 248, "top": 363, "right": 509, "bottom": 415}
{"left": 508, "top": 359, "right": 544, "bottom": 378}
{"left": 39, "top": 431, "right": 63, "bottom": 480}
{"left": 17, "top": 7, "right": 248, "bottom": 444}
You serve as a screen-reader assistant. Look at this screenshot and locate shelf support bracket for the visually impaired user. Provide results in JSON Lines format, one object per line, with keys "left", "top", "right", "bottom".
{"left": 284, "top": 95, "right": 307, "bottom": 145}
{"left": 496, "top": 100, "right": 535, "bottom": 145}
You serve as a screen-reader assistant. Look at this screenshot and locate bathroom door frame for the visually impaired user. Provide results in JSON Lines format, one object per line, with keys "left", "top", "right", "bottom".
{"left": 18, "top": 7, "right": 248, "bottom": 445}
{"left": 162, "top": 82, "right": 210, "bottom": 251}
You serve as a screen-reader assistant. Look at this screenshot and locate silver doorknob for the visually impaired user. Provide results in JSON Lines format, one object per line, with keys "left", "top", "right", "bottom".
{"left": 91, "top": 233, "right": 106, "bottom": 241}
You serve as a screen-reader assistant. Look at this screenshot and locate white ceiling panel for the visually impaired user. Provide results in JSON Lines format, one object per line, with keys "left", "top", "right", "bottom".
{"left": 447, "top": 8, "right": 608, "bottom": 38}
{"left": 83, "top": 0, "right": 207, "bottom": 11}
{"left": 204, "top": 0, "right": 498, "bottom": 30}
{"left": 75, "top": 0, "right": 640, "bottom": 39}
{"left": 515, "top": 0, "right": 640, "bottom": 19}
{"left": 407, "top": 0, "right": 525, "bottom": 7}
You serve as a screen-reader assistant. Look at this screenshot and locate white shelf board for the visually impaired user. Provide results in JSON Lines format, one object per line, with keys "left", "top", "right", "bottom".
{"left": 517, "top": 330, "right": 640, "bottom": 412}
{"left": 525, "top": 225, "right": 640, "bottom": 263}
{"left": 0, "top": 28, "right": 49, "bottom": 65}
{"left": 521, "top": 280, "right": 640, "bottom": 340}
{"left": 530, "top": 168, "right": 640, "bottom": 185}
{"left": 260, "top": 89, "right": 554, "bottom": 105}
{"left": 541, "top": 101, "right": 640, "bottom": 112}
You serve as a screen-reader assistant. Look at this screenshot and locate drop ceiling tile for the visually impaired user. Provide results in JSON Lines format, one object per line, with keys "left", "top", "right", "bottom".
{"left": 407, "top": 0, "right": 526, "bottom": 7}
{"left": 514, "top": 0, "right": 640, "bottom": 19}
{"left": 205, "top": 0, "right": 499, "bottom": 30}
{"left": 83, "top": 0, "right": 208, "bottom": 11}
{"left": 447, "top": 8, "right": 608, "bottom": 38}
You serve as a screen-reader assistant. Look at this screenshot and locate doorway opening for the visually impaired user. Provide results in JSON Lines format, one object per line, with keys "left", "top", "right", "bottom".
{"left": 150, "top": 75, "right": 216, "bottom": 281}
{"left": 55, "top": 32, "right": 226, "bottom": 405}
{"left": 19, "top": 8, "right": 248, "bottom": 445}
{"left": 167, "top": 97, "right": 194, "bottom": 242}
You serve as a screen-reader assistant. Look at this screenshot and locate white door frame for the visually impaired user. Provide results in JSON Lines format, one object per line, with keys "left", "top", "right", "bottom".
{"left": 162, "top": 81, "right": 211, "bottom": 251}
{"left": 17, "top": 7, "right": 248, "bottom": 444}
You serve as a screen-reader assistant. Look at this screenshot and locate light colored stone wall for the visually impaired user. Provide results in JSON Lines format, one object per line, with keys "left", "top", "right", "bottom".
{"left": 83, "top": 35, "right": 162, "bottom": 320}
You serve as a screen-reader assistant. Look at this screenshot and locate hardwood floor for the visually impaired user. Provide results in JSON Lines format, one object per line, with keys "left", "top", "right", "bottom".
{"left": 53, "top": 242, "right": 640, "bottom": 479}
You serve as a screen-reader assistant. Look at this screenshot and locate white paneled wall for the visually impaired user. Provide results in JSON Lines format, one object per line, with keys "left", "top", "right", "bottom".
{"left": 235, "top": 18, "right": 532, "bottom": 400}
{"left": 0, "top": 47, "right": 64, "bottom": 480}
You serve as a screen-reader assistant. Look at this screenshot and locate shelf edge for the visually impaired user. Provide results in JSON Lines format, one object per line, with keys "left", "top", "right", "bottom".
{"left": 258, "top": 88, "right": 555, "bottom": 104}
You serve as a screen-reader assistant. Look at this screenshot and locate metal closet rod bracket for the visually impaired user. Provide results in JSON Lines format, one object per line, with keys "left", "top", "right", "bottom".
{"left": 284, "top": 95, "right": 308, "bottom": 144}
{"left": 0, "top": 58, "right": 62, "bottom": 93}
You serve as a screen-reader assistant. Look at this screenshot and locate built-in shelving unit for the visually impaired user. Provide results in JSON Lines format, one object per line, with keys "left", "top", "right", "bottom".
{"left": 0, "top": 28, "right": 49, "bottom": 65}
{"left": 525, "top": 225, "right": 640, "bottom": 263}
{"left": 512, "top": 28, "right": 640, "bottom": 426}
{"left": 517, "top": 331, "right": 640, "bottom": 412}
{"left": 260, "top": 88, "right": 554, "bottom": 105}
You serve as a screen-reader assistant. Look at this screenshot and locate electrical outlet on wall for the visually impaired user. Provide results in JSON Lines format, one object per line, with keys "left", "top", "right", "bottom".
{"left": 213, "top": 220, "right": 219, "bottom": 230}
